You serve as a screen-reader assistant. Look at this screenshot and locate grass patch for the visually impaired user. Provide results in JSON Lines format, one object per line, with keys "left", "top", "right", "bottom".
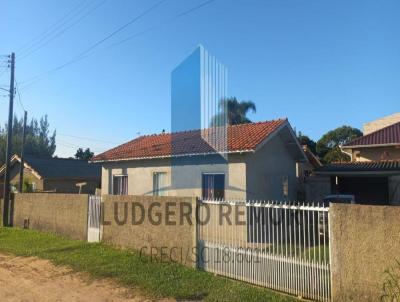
{"left": 0, "top": 227, "right": 298, "bottom": 302}
{"left": 260, "top": 244, "right": 329, "bottom": 263}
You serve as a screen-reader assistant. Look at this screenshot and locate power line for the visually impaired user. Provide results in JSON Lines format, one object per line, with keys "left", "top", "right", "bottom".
{"left": 57, "top": 139, "right": 107, "bottom": 153}
{"left": 19, "top": 0, "right": 216, "bottom": 91}
{"left": 17, "top": 0, "right": 90, "bottom": 54}
{"left": 107, "top": 0, "right": 216, "bottom": 49}
{"left": 58, "top": 133, "right": 118, "bottom": 144}
{"left": 73, "top": 0, "right": 167, "bottom": 60}
{"left": 19, "top": 0, "right": 108, "bottom": 60}
{"left": 0, "top": 69, "right": 8, "bottom": 79}
{"left": 19, "top": 0, "right": 167, "bottom": 90}
{"left": 20, "top": 0, "right": 106, "bottom": 59}
{"left": 15, "top": 80, "right": 26, "bottom": 112}
{"left": 0, "top": 58, "right": 10, "bottom": 78}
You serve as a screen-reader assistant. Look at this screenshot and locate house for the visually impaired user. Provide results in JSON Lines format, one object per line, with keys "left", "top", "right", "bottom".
{"left": 92, "top": 119, "right": 308, "bottom": 200}
{"left": 0, "top": 154, "right": 101, "bottom": 196}
{"left": 297, "top": 145, "right": 322, "bottom": 179}
{"left": 313, "top": 113, "right": 400, "bottom": 205}
{"left": 341, "top": 119, "right": 400, "bottom": 162}
{"left": 297, "top": 145, "right": 322, "bottom": 201}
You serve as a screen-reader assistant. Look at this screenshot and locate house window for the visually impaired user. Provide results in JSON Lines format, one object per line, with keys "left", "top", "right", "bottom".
{"left": 153, "top": 172, "right": 167, "bottom": 196}
{"left": 282, "top": 175, "right": 289, "bottom": 199}
{"left": 202, "top": 174, "right": 225, "bottom": 200}
{"left": 113, "top": 175, "right": 128, "bottom": 195}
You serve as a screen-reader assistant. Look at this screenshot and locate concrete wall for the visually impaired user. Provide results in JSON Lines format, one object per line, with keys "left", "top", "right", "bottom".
{"left": 12, "top": 193, "right": 88, "bottom": 240}
{"left": 101, "top": 195, "right": 197, "bottom": 267}
{"left": 246, "top": 134, "right": 298, "bottom": 200}
{"left": 351, "top": 146, "right": 400, "bottom": 162}
{"left": 330, "top": 203, "right": 400, "bottom": 302}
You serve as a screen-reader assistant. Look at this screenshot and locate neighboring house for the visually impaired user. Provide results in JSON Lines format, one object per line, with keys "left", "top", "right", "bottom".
{"left": 313, "top": 114, "right": 400, "bottom": 205}
{"left": 92, "top": 119, "right": 308, "bottom": 201}
{"left": 297, "top": 145, "right": 322, "bottom": 179}
{"left": 297, "top": 145, "right": 322, "bottom": 201}
{"left": 341, "top": 121, "right": 400, "bottom": 162}
{"left": 0, "top": 155, "right": 101, "bottom": 196}
{"left": 362, "top": 112, "right": 400, "bottom": 136}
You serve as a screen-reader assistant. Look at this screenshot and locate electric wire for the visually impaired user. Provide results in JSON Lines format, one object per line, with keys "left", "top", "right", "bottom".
{"left": 19, "top": 0, "right": 108, "bottom": 60}
{"left": 18, "top": 0, "right": 216, "bottom": 91}
{"left": 19, "top": 0, "right": 167, "bottom": 90}
{"left": 15, "top": 80, "right": 26, "bottom": 112}
{"left": 17, "top": 0, "right": 90, "bottom": 54}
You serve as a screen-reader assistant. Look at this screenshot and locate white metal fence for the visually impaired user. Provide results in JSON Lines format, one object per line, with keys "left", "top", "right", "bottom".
{"left": 197, "top": 199, "right": 331, "bottom": 301}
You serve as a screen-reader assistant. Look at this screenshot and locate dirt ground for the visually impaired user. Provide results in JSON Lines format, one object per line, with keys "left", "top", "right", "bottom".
{"left": 0, "top": 253, "right": 176, "bottom": 302}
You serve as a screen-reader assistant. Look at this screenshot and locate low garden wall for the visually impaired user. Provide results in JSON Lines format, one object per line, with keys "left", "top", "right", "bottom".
{"left": 101, "top": 195, "right": 197, "bottom": 267}
{"left": 6, "top": 193, "right": 400, "bottom": 298}
{"left": 11, "top": 193, "right": 89, "bottom": 240}
{"left": 330, "top": 203, "right": 400, "bottom": 302}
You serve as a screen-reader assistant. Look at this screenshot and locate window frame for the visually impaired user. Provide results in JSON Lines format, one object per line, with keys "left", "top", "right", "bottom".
{"left": 153, "top": 172, "right": 167, "bottom": 196}
{"left": 112, "top": 174, "right": 128, "bottom": 195}
{"left": 202, "top": 173, "right": 225, "bottom": 200}
{"left": 282, "top": 175, "right": 289, "bottom": 199}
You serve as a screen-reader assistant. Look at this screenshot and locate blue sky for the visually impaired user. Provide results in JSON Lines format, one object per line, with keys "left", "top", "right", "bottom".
{"left": 1, "top": 0, "right": 399, "bottom": 157}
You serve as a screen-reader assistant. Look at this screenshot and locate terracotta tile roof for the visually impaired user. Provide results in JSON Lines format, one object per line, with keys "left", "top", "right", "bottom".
{"left": 92, "top": 119, "right": 287, "bottom": 162}
{"left": 315, "top": 160, "right": 400, "bottom": 174}
{"left": 344, "top": 122, "right": 400, "bottom": 147}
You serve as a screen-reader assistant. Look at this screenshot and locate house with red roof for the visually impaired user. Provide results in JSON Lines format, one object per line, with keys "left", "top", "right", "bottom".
{"left": 341, "top": 120, "right": 400, "bottom": 162}
{"left": 92, "top": 119, "right": 307, "bottom": 201}
{"left": 314, "top": 113, "right": 400, "bottom": 205}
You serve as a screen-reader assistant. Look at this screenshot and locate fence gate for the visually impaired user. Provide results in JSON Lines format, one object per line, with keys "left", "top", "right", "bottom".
{"left": 197, "top": 200, "right": 331, "bottom": 301}
{"left": 87, "top": 195, "right": 102, "bottom": 242}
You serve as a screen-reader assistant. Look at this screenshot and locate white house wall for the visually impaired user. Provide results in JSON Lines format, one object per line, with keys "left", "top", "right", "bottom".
{"left": 245, "top": 133, "right": 298, "bottom": 201}
{"left": 101, "top": 155, "right": 247, "bottom": 199}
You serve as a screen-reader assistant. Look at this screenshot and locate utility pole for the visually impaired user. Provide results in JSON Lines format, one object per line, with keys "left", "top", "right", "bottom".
{"left": 19, "top": 110, "right": 27, "bottom": 193}
{"left": 2, "top": 52, "right": 15, "bottom": 227}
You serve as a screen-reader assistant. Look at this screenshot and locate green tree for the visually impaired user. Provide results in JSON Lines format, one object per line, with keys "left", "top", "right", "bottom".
{"left": 316, "top": 126, "right": 362, "bottom": 163}
{"left": 0, "top": 115, "right": 56, "bottom": 166}
{"left": 75, "top": 148, "right": 94, "bottom": 160}
{"left": 211, "top": 97, "right": 256, "bottom": 126}
{"left": 297, "top": 132, "right": 317, "bottom": 154}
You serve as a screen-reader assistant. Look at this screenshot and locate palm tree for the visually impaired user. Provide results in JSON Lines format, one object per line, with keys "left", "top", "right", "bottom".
{"left": 211, "top": 97, "right": 256, "bottom": 126}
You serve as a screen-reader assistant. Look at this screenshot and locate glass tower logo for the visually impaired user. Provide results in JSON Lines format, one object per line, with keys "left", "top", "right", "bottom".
{"left": 170, "top": 45, "right": 229, "bottom": 196}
